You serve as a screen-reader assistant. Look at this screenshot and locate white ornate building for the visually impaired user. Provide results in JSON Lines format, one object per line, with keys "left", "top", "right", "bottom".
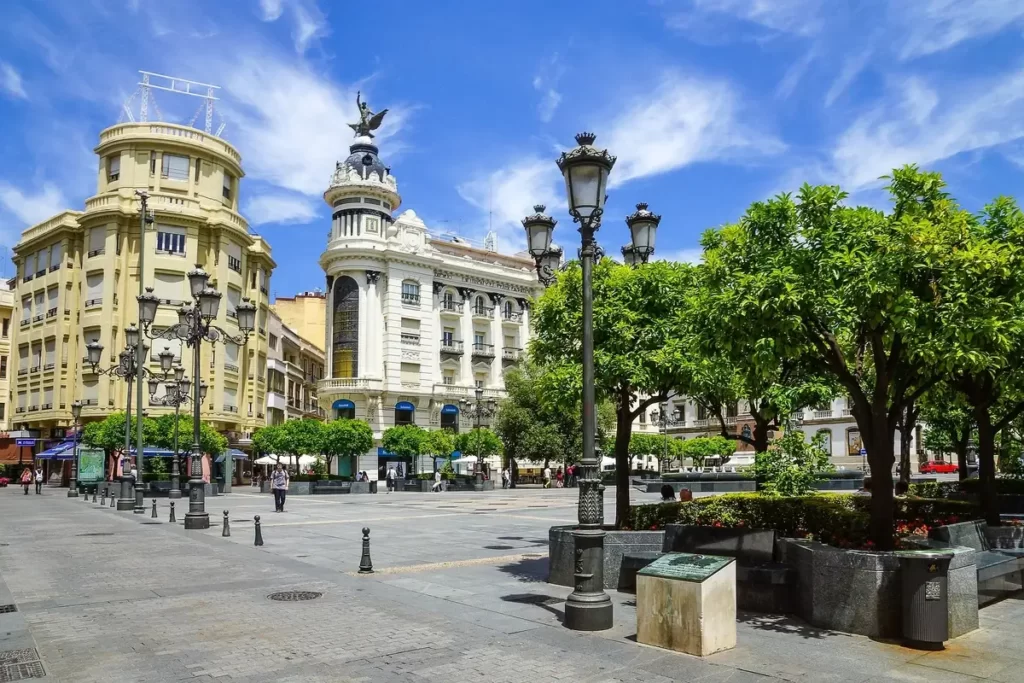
{"left": 316, "top": 133, "right": 542, "bottom": 478}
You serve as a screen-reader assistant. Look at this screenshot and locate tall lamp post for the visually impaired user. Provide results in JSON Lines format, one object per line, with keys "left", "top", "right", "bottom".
{"left": 650, "top": 403, "right": 682, "bottom": 472}
{"left": 136, "top": 267, "right": 256, "bottom": 529}
{"left": 67, "top": 400, "right": 82, "bottom": 497}
{"left": 148, "top": 365, "right": 205, "bottom": 499}
{"left": 459, "top": 388, "right": 496, "bottom": 491}
{"left": 523, "top": 132, "right": 659, "bottom": 631}
{"left": 85, "top": 327, "right": 174, "bottom": 510}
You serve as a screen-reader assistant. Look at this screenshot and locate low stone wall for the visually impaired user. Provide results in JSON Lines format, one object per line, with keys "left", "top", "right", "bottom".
{"left": 548, "top": 525, "right": 664, "bottom": 590}
{"left": 777, "top": 538, "right": 978, "bottom": 639}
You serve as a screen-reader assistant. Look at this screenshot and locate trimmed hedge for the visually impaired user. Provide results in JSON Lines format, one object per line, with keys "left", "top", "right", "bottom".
{"left": 291, "top": 474, "right": 352, "bottom": 482}
{"left": 908, "top": 478, "right": 1024, "bottom": 499}
{"left": 627, "top": 493, "right": 981, "bottom": 549}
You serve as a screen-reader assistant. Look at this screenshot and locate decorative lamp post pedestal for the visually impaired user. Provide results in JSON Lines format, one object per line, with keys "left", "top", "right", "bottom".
{"left": 134, "top": 482, "right": 145, "bottom": 514}
{"left": 117, "top": 471, "right": 135, "bottom": 511}
{"left": 184, "top": 453, "right": 210, "bottom": 530}
{"left": 473, "top": 471, "right": 484, "bottom": 492}
{"left": 168, "top": 457, "right": 182, "bottom": 499}
{"left": 564, "top": 472, "right": 613, "bottom": 630}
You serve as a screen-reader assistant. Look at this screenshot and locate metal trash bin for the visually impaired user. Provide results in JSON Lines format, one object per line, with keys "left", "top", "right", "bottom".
{"left": 898, "top": 550, "right": 954, "bottom": 645}
{"left": 369, "top": 480, "right": 378, "bottom": 494}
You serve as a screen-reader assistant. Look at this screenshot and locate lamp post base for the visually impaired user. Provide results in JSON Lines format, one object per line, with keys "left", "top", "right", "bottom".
{"left": 133, "top": 485, "right": 145, "bottom": 514}
{"left": 183, "top": 513, "right": 210, "bottom": 529}
{"left": 66, "top": 486, "right": 78, "bottom": 498}
{"left": 473, "top": 472, "right": 484, "bottom": 492}
{"left": 564, "top": 529, "right": 614, "bottom": 631}
{"left": 564, "top": 590, "right": 614, "bottom": 631}
{"left": 117, "top": 476, "right": 135, "bottom": 511}
{"left": 168, "top": 488, "right": 182, "bottom": 500}
{"left": 184, "top": 478, "right": 208, "bottom": 529}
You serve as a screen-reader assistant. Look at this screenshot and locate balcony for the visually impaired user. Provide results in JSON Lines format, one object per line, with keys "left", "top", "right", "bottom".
{"left": 502, "top": 310, "right": 523, "bottom": 323}
{"left": 88, "top": 248, "right": 105, "bottom": 258}
{"left": 84, "top": 298, "right": 103, "bottom": 309}
{"left": 471, "top": 343, "right": 495, "bottom": 359}
{"left": 20, "top": 319, "right": 29, "bottom": 327}
{"left": 43, "top": 363, "right": 54, "bottom": 371}
{"left": 41, "top": 403, "right": 52, "bottom": 410}
{"left": 82, "top": 398, "right": 98, "bottom": 406}
{"left": 30, "top": 366, "right": 40, "bottom": 373}
{"left": 32, "top": 315, "right": 43, "bottom": 323}
{"left": 811, "top": 410, "right": 834, "bottom": 420}
{"left": 46, "top": 308, "right": 57, "bottom": 318}
{"left": 35, "top": 270, "right": 45, "bottom": 278}
{"left": 432, "top": 383, "right": 506, "bottom": 399}
{"left": 400, "top": 333, "right": 420, "bottom": 346}
{"left": 502, "top": 347, "right": 522, "bottom": 362}
{"left": 841, "top": 408, "right": 853, "bottom": 417}
{"left": 318, "top": 377, "right": 384, "bottom": 399}
{"left": 471, "top": 306, "right": 494, "bottom": 320}
{"left": 224, "top": 405, "right": 238, "bottom": 413}
{"left": 440, "top": 300, "right": 463, "bottom": 315}
{"left": 440, "top": 339, "right": 464, "bottom": 355}
{"left": 401, "top": 293, "right": 421, "bottom": 306}
{"left": 18, "top": 368, "right": 27, "bottom": 376}
{"left": 228, "top": 256, "right": 242, "bottom": 273}
{"left": 224, "top": 363, "right": 239, "bottom": 373}
{"left": 28, "top": 405, "right": 38, "bottom": 412}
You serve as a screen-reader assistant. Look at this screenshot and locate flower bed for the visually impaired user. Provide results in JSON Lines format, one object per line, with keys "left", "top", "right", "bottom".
{"left": 626, "top": 493, "right": 981, "bottom": 549}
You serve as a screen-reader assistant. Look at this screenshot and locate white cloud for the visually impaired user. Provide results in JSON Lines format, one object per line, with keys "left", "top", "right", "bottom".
{"left": 0, "top": 182, "right": 65, "bottom": 227}
{"left": 655, "top": 247, "right": 704, "bottom": 264}
{"left": 829, "top": 69, "right": 1024, "bottom": 190}
{"left": 775, "top": 48, "right": 816, "bottom": 99}
{"left": 0, "top": 63, "right": 27, "bottom": 99}
{"left": 602, "top": 72, "right": 784, "bottom": 187}
{"left": 456, "top": 158, "right": 564, "bottom": 253}
{"left": 533, "top": 53, "right": 564, "bottom": 123}
{"left": 891, "top": 0, "right": 1024, "bottom": 60}
{"left": 258, "top": 0, "right": 284, "bottom": 21}
{"left": 245, "top": 193, "right": 320, "bottom": 225}
{"left": 674, "top": 0, "right": 824, "bottom": 38}
{"left": 291, "top": 4, "right": 327, "bottom": 55}
{"left": 823, "top": 47, "right": 871, "bottom": 107}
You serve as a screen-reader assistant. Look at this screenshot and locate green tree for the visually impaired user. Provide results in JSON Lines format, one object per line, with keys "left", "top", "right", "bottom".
{"left": 421, "top": 429, "right": 456, "bottom": 473}
{"left": 279, "top": 419, "right": 324, "bottom": 470}
{"left": 919, "top": 384, "right": 973, "bottom": 477}
{"left": 455, "top": 428, "right": 502, "bottom": 461}
{"left": 82, "top": 412, "right": 159, "bottom": 459}
{"left": 701, "top": 167, "right": 976, "bottom": 548}
{"left": 382, "top": 424, "right": 425, "bottom": 459}
{"left": 753, "top": 430, "right": 834, "bottom": 497}
{"left": 532, "top": 259, "right": 695, "bottom": 527}
{"left": 151, "top": 414, "right": 227, "bottom": 458}
{"left": 252, "top": 424, "right": 284, "bottom": 458}
{"left": 679, "top": 436, "right": 736, "bottom": 468}
{"left": 321, "top": 419, "right": 374, "bottom": 475}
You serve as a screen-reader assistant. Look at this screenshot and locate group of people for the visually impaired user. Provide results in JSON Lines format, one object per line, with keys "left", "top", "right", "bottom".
{"left": 17, "top": 467, "right": 44, "bottom": 495}
{"left": 542, "top": 464, "right": 577, "bottom": 489}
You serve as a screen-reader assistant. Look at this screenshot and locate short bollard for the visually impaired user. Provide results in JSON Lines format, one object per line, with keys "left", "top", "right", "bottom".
{"left": 151, "top": 500, "right": 157, "bottom": 518}
{"left": 254, "top": 515, "right": 264, "bottom": 546}
{"left": 359, "top": 527, "right": 374, "bottom": 574}
{"left": 92, "top": 488, "right": 97, "bottom": 503}
{"left": 109, "top": 492, "right": 116, "bottom": 508}
{"left": 169, "top": 501, "right": 176, "bottom": 523}
{"left": 100, "top": 489, "right": 106, "bottom": 506}
{"left": 222, "top": 510, "right": 231, "bottom": 537}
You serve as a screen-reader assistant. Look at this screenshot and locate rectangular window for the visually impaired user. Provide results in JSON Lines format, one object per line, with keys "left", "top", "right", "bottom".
{"left": 88, "top": 227, "right": 105, "bottom": 256}
{"left": 21, "top": 297, "right": 30, "bottom": 321}
{"left": 153, "top": 271, "right": 184, "bottom": 302}
{"left": 1, "top": 317, "right": 8, "bottom": 337}
{"left": 474, "top": 332, "right": 485, "bottom": 346}
{"left": 149, "top": 153, "right": 156, "bottom": 176}
{"left": 155, "top": 226, "right": 186, "bottom": 254}
{"left": 400, "top": 362, "right": 420, "bottom": 384}
{"left": 47, "top": 288, "right": 57, "bottom": 316}
{"left": 44, "top": 338, "right": 55, "bottom": 367}
{"left": 401, "top": 281, "right": 420, "bottom": 304}
{"left": 85, "top": 272, "right": 104, "bottom": 305}
{"left": 0, "top": 356, "right": 6, "bottom": 378}
{"left": 161, "top": 154, "right": 190, "bottom": 181}
{"left": 225, "top": 341, "right": 239, "bottom": 371}
{"left": 31, "top": 343, "right": 41, "bottom": 369}
{"left": 268, "top": 334, "right": 277, "bottom": 351}
{"left": 82, "top": 379, "right": 99, "bottom": 402}
{"left": 639, "top": 411, "right": 647, "bottom": 424}
{"left": 474, "top": 377, "right": 485, "bottom": 389}
{"left": 223, "top": 385, "right": 238, "bottom": 409}
{"left": 442, "top": 327, "right": 454, "bottom": 345}
{"left": 0, "top": 403, "right": 5, "bottom": 420}
{"left": 442, "top": 370, "right": 455, "bottom": 385}
{"left": 194, "top": 158, "right": 201, "bottom": 182}
{"left": 34, "top": 291, "right": 44, "bottom": 317}
{"left": 49, "top": 243, "right": 62, "bottom": 270}
{"left": 107, "top": 155, "right": 120, "bottom": 181}
{"left": 227, "top": 288, "right": 241, "bottom": 319}
{"left": 62, "top": 335, "right": 69, "bottom": 364}
{"left": 43, "top": 387, "right": 53, "bottom": 408}
{"left": 222, "top": 173, "right": 233, "bottom": 200}
{"left": 24, "top": 252, "right": 35, "bottom": 278}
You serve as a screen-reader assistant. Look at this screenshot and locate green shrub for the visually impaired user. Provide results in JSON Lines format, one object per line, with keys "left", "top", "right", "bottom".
{"left": 908, "top": 478, "right": 1024, "bottom": 498}
{"left": 753, "top": 430, "right": 833, "bottom": 496}
{"left": 627, "top": 493, "right": 981, "bottom": 549}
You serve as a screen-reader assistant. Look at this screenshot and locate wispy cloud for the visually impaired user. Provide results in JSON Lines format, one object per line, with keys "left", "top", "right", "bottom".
{"left": 775, "top": 48, "right": 816, "bottom": 99}
{"left": 0, "top": 63, "right": 27, "bottom": 99}
{"left": 532, "top": 53, "right": 564, "bottom": 123}
{"left": 602, "top": 71, "right": 784, "bottom": 187}
{"left": 255, "top": 0, "right": 327, "bottom": 54}
{"left": 669, "top": 0, "right": 824, "bottom": 41}
{"left": 823, "top": 47, "right": 871, "bottom": 107}
{"left": 245, "top": 193, "right": 320, "bottom": 226}
{"left": 0, "top": 182, "right": 66, "bottom": 231}
{"left": 891, "top": 0, "right": 1024, "bottom": 60}
{"left": 258, "top": 0, "right": 284, "bottom": 21}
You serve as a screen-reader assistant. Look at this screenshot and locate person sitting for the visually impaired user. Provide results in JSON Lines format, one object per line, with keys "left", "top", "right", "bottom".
{"left": 660, "top": 484, "right": 675, "bottom": 502}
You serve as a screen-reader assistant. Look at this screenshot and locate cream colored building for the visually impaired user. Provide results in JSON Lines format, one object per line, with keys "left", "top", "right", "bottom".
{"left": 0, "top": 281, "right": 13, "bottom": 433}
{"left": 266, "top": 308, "right": 326, "bottom": 426}
{"left": 7, "top": 121, "right": 275, "bottom": 454}
{"left": 273, "top": 291, "right": 326, "bottom": 352}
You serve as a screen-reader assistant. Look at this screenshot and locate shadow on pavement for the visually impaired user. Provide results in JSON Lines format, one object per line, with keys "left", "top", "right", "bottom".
{"left": 497, "top": 555, "right": 549, "bottom": 583}
{"left": 736, "top": 611, "right": 846, "bottom": 640}
{"left": 501, "top": 593, "right": 565, "bottom": 623}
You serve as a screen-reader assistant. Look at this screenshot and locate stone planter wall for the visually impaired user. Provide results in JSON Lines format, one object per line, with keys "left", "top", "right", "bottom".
{"left": 777, "top": 538, "right": 978, "bottom": 639}
{"left": 548, "top": 525, "right": 664, "bottom": 590}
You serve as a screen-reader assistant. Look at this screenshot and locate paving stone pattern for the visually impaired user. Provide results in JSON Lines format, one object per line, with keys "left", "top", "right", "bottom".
{"left": 1, "top": 488, "right": 1024, "bottom": 681}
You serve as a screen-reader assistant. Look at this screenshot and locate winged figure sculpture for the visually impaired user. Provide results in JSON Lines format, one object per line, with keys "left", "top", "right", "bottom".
{"left": 349, "top": 91, "right": 388, "bottom": 138}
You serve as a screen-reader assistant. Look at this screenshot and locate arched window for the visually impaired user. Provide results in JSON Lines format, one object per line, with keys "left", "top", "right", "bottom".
{"left": 395, "top": 401, "right": 415, "bottom": 426}
{"left": 474, "top": 296, "right": 486, "bottom": 315}
{"left": 332, "top": 276, "right": 359, "bottom": 378}
{"left": 503, "top": 300, "right": 513, "bottom": 319}
{"left": 815, "top": 428, "right": 833, "bottom": 456}
{"left": 333, "top": 399, "right": 355, "bottom": 420}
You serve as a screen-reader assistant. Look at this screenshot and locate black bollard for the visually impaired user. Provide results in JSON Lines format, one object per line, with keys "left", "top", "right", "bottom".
{"left": 358, "top": 527, "right": 373, "bottom": 574}
{"left": 110, "top": 491, "right": 116, "bottom": 507}
{"left": 169, "top": 501, "right": 176, "bottom": 523}
{"left": 92, "top": 488, "right": 97, "bottom": 503}
{"left": 100, "top": 488, "right": 106, "bottom": 506}
{"left": 254, "top": 515, "right": 264, "bottom": 546}
{"left": 222, "top": 510, "right": 230, "bottom": 537}
{"left": 151, "top": 500, "right": 157, "bottom": 518}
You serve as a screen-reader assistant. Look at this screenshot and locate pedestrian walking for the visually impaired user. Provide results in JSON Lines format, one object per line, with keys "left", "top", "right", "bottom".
{"left": 386, "top": 466, "right": 396, "bottom": 494}
{"left": 501, "top": 467, "right": 510, "bottom": 489}
{"left": 19, "top": 467, "right": 32, "bottom": 495}
{"left": 34, "top": 466, "right": 44, "bottom": 495}
{"left": 567, "top": 464, "right": 576, "bottom": 488}
{"left": 543, "top": 465, "right": 552, "bottom": 489}
{"left": 431, "top": 469, "right": 443, "bottom": 493}
{"left": 270, "top": 463, "right": 289, "bottom": 512}
{"left": 555, "top": 468, "right": 564, "bottom": 488}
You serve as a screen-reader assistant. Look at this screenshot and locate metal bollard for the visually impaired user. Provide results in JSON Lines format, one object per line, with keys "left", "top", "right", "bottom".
{"left": 359, "top": 527, "right": 373, "bottom": 574}
{"left": 222, "top": 510, "right": 230, "bottom": 537}
{"left": 92, "top": 488, "right": 97, "bottom": 503}
{"left": 169, "top": 501, "right": 176, "bottom": 523}
{"left": 151, "top": 500, "right": 157, "bottom": 518}
{"left": 254, "top": 515, "right": 264, "bottom": 546}
{"left": 110, "top": 491, "right": 116, "bottom": 507}
{"left": 100, "top": 489, "right": 106, "bottom": 506}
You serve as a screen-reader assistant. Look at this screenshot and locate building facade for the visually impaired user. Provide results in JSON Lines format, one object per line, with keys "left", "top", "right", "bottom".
{"left": 7, "top": 121, "right": 275, "bottom": 458}
{"left": 316, "top": 134, "right": 542, "bottom": 478}
{"left": 273, "top": 291, "right": 326, "bottom": 352}
{"left": 266, "top": 308, "right": 326, "bottom": 426}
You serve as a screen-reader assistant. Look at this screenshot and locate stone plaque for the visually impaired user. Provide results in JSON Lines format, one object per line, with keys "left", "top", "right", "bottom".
{"left": 638, "top": 553, "right": 732, "bottom": 583}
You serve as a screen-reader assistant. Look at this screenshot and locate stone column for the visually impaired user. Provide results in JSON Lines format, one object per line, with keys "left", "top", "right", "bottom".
{"left": 489, "top": 293, "right": 503, "bottom": 388}
{"left": 458, "top": 287, "right": 474, "bottom": 387}
{"left": 365, "top": 271, "right": 382, "bottom": 378}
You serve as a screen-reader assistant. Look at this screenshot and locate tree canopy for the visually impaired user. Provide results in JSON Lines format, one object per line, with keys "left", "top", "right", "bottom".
{"left": 321, "top": 419, "right": 374, "bottom": 471}
{"left": 455, "top": 428, "right": 502, "bottom": 460}
{"left": 382, "top": 424, "right": 425, "bottom": 459}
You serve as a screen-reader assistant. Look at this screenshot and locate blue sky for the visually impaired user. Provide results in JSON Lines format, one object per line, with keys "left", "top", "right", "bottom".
{"left": 1, "top": 0, "right": 1024, "bottom": 296}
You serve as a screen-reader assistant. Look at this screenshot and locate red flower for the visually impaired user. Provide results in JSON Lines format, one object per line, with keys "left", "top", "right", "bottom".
{"left": 650, "top": 525, "right": 658, "bottom": 530}
{"left": 713, "top": 521, "right": 723, "bottom": 528}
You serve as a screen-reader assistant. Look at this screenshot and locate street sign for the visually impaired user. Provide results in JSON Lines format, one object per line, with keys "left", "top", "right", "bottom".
{"left": 15, "top": 438, "right": 36, "bottom": 446}
{"left": 859, "top": 448, "right": 867, "bottom": 456}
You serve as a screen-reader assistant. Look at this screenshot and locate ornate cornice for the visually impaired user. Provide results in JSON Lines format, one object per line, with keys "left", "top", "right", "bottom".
{"left": 434, "top": 269, "right": 535, "bottom": 295}
{"left": 488, "top": 292, "right": 503, "bottom": 305}
{"left": 366, "top": 270, "right": 381, "bottom": 284}
{"left": 457, "top": 287, "right": 475, "bottom": 301}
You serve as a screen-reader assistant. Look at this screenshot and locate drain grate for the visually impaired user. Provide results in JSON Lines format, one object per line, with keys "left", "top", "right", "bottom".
{"left": 0, "top": 661, "right": 45, "bottom": 681}
{"left": 267, "top": 591, "right": 322, "bottom": 602}
{"left": 0, "top": 605, "right": 17, "bottom": 614}
{"left": 75, "top": 532, "right": 115, "bottom": 537}
{"left": 0, "top": 650, "right": 35, "bottom": 665}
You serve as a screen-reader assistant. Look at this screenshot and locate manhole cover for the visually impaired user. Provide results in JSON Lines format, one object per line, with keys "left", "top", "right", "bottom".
{"left": 0, "top": 650, "right": 36, "bottom": 665}
{"left": 0, "top": 661, "right": 45, "bottom": 681}
{"left": 0, "top": 605, "right": 17, "bottom": 614}
{"left": 484, "top": 545, "right": 515, "bottom": 550}
{"left": 75, "top": 533, "right": 115, "bottom": 537}
{"left": 267, "top": 591, "right": 322, "bottom": 602}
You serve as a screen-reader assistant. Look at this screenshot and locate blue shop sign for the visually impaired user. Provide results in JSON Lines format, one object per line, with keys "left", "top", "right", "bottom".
{"left": 332, "top": 399, "right": 355, "bottom": 410}
{"left": 441, "top": 404, "right": 459, "bottom": 415}
{"left": 395, "top": 401, "right": 415, "bottom": 411}
{"left": 15, "top": 438, "right": 36, "bottom": 446}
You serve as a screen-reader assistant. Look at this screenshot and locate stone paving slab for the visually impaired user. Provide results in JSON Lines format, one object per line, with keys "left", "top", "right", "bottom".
{"left": 2, "top": 487, "right": 1024, "bottom": 681}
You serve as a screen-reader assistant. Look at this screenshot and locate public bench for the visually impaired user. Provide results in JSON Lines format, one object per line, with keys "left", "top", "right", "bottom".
{"left": 930, "top": 520, "right": 1024, "bottom": 606}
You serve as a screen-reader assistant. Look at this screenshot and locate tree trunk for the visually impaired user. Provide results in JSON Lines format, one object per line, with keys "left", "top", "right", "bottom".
{"left": 899, "top": 402, "right": 916, "bottom": 484}
{"left": 752, "top": 417, "right": 770, "bottom": 454}
{"left": 866, "top": 425, "right": 896, "bottom": 550}
{"left": 975, "top": 408, "right": 999, "bottom": 526}
{"left": 614, "top": 397, "right": 634, "bottom": 529}
{"left": 954, "top": 432, "right": 969, "bottom": 481}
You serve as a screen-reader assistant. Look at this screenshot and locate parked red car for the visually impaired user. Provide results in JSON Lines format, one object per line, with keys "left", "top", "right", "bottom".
{"left": 920, "top": 460, "right": 958, "bottom": 474}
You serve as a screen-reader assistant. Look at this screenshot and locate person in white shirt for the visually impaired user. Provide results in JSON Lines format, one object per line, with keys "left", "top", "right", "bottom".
{"left": 432, "top": 469, "right": 443, "bottom": 493}
{"left": 543, "top": 466, "right": 552, "bottom": 489}
{"left": 34, "top": 467, "right": 43, "bottom": 495}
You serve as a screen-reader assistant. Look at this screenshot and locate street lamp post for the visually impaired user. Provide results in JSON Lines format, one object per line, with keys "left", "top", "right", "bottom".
{"left": 85, "top": 329, "right": 165, "bottom": 510}
{"left": 148, "top": 365, "right": 198, "bottom": 499}
{"left": 650, "top": 403, "right": 681, "bottom": 472}
{"left": 67, "top": 400, "right": 82, "bottom": 497}
{"left": 459, "top": 389, "right": 496, "bottom": 491}
{"left": 524, "top": 133, "right": 659, "bottom": 632}
{"left": 136, "top": 266, "right": 256, "bottom": 530}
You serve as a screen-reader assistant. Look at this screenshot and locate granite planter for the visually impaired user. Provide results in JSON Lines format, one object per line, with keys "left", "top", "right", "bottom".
{"left": 548, "top": 525, "right": 664, "bottom": 590}
{"left": 350, "top": 481, "right": 371, "bottom": 494}
{"left": 776, "top": 538, "right": 978, "bottom": 639}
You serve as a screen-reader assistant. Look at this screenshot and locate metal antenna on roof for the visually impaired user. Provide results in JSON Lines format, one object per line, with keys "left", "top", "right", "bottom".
{"left": 124, "top": 70, "right": 223, "bottom": 135}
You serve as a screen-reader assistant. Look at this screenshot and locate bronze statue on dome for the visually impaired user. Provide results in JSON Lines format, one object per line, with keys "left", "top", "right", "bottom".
{"left": 349, "top": 91, "right": 388, "bottom": 138}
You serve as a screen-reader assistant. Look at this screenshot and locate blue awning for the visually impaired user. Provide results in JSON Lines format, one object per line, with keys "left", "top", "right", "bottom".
{"left": 128, "top": 447, "right": 176, "bottom": 457}
{"left": 36, "top": 442, "right": 76, "bottom": 459}
{"left": 395, "top": 401, "right": 415, "bottom": 411}
{"left": 441, "top": 404, "right": 459, "bottom": 415}
{"left": 215, "top": 449, "right": 249, "bottom": 463}
{"left": 332, "top": 399, "right": 355, "bottom": 410}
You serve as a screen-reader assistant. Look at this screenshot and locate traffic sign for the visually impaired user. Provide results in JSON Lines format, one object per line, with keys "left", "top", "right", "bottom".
{"left": 15, "top": 438, "right": 35, "bottom": 446}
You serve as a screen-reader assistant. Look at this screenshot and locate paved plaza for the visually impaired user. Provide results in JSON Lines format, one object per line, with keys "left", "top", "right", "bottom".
{"left": 1, "top": 487, "right": 1024, "bottom": 682}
